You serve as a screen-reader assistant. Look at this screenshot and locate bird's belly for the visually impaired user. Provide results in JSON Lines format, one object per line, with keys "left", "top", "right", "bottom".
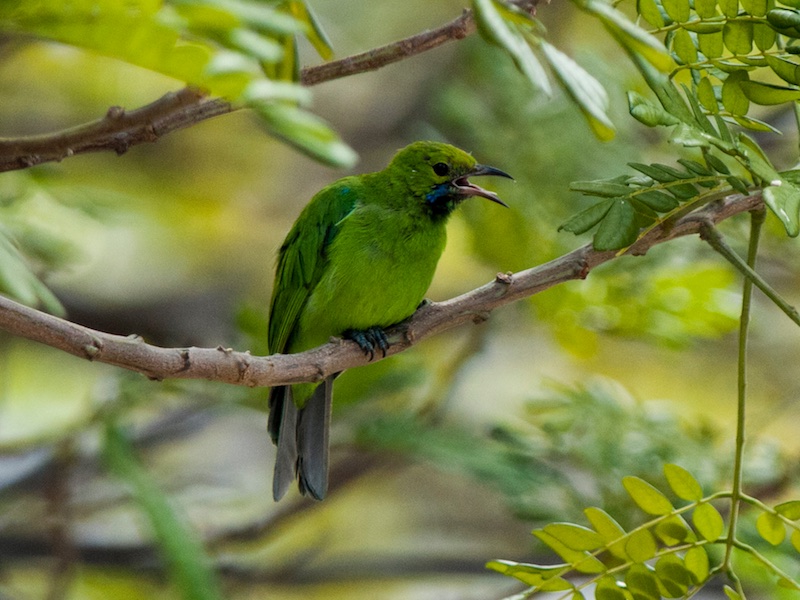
{"left": 292, "top": 235, "right": 442, "bottom": 351}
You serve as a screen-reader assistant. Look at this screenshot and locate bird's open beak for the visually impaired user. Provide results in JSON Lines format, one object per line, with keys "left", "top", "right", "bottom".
{"left": 452, "top": 164, "right": 513, "bottom": 207}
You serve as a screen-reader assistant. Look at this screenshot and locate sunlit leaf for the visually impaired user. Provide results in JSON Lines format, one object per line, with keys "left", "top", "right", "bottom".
{"left": 251, "top": 102, "right": 358, "bottom": 167}
{"left": 698, "top": 31, "right": 724, "bottom": 58}
{"left": 664, "top": 463, "right": 703, "bottom": 501}
{"left": 693, "top": 502, "right": 725, "bottom": 541}
{"left": 473, "top": 0, "right": 552, "bottom": 95}
{"left": 696, "top": 0, "right": 718, "bottom": 17}
{"left": 684, "top": 546, "right": 710, "bottom": 584}
{"left": 719, "top": 0, "right": 739, "bottom": 16}
{"left": 588, "top": 0, "right": 674, "bottom": 71}
{"left": 663, "top": 0, "right": 691, "bottom": 21}
{"left": 639, "top": 0, "right": 666, "bottom": 27}
{"left": 626, "top": 528, "right": 657, "bottom": 563}
{"left": 791, "top": 529, "right": 800, "bottom": 553}
{"left": 655, "top": 515, "right": 693, "bottom": 545}
{"left": 595, "top": 575, "right": 627, "bottom": 600}
{"left": 722, "top": 71, "right": 750, "bottom": 115}
{"left": 655, "top": 554, "right": 691, "bottom": 597}
{"left": 543, "top": 523, "right": 605, "bottom": 551}
{"left": 541, "top": 41, "right": 615, "bottom": 140}
{"left": 757, "top": 511, "right": 787, "bottom": 545}
{"left": 623, "top": 476, "right": 674, "bottom": 515}
{"left": 741, "top": 0, "right": 768, "bottom": 16}
{"left": 739, "top": 80, "right": 800, "bottom": 105}
{"left": 724, "top": 584, "right": 743, "bottom": 599}
{"left": 626, "top": 564, "right": 661, "bottom": 599}
{"left": 672, "top": 28, "right": 698, "bottom": 64}
{"left": 763, "top": 182, "right": 800, "bottom": 237}
{"left": 753, "top": 23, "right": 776, "bottom": 50}
{"left": 723, "top": 20, "right": 753, "bottom": 54}
{"left": 697, "top": 77, "right": 719, "bottom": 113}
{"left": 585, "top": 507, "right": 628, "bottom": 560}
{"left": 776, "top": 500, "right": 800, "bottom": 520}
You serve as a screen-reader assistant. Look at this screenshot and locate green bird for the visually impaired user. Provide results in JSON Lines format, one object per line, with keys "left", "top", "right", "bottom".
{"left": 267, "top": 141, "right": 511, "bottom": 501}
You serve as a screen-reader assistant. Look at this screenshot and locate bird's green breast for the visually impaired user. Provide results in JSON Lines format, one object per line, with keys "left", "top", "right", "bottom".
{"left": 288, "top": 201, "right": 446, "bottom": 353}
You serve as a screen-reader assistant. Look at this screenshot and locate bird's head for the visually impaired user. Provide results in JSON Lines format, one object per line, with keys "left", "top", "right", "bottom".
{"left": 389, "top": 141, "right": 512, "bottom": 219}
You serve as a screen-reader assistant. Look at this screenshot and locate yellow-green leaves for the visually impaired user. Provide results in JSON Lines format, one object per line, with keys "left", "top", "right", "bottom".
{"left": 693, "top": 502, "right": 725, "bottom": 541}
{"left": 664, "top": 463, "right": 704, "bottom": 501}
{"left": 473, "top": 0, "right": 551, "bottom": 96}
{"left": 472, "top": 0, "right": 616, "bottom": 140}
{"left": 624, "top": 476, "right": 675, "bottom": 515}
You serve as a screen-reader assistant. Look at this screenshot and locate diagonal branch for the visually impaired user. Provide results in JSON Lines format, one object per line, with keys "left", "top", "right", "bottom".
{"left": 0, "top": 9, "right": 478, "bottom": 173}
{"left": 0, "top": 192, "right": 764, "bottom": 388}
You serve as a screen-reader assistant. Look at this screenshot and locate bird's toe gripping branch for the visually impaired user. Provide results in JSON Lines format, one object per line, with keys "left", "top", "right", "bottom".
{"left": 343, "top": 326, "right": 390, "bottom": 361}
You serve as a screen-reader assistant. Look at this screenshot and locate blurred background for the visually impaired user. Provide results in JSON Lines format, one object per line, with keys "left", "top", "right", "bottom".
{"left": 2, "top": 0, "right": 800, "bottom": 598}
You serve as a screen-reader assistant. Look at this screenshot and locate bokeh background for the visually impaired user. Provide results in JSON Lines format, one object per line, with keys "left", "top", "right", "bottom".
{"left": 2, "top": 0, "right": 800, "bottom": 598}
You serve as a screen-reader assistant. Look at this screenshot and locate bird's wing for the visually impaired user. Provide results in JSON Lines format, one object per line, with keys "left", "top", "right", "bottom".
{"left": 268, "top": 181, "right": 359, "bottom": 354}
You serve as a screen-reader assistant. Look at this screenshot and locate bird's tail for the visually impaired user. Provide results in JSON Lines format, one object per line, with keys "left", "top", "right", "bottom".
{"left": 269, "top": 378, "right": 332, "bottom": 501}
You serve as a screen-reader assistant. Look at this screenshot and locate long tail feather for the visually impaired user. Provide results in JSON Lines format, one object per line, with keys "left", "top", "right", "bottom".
{"left": 271, "top": 386, "right": 299, "bottom": 501}
{"left": 297, "top": 377, "right": 332, "bottom": 500}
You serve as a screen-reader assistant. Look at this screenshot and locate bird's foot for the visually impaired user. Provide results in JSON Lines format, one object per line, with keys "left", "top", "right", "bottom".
{"left": 343, "top": 326, "right": 390, "bottom": 361}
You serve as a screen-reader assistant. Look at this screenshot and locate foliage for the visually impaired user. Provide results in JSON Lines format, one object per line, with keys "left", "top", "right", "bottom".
{"left": 489, "top": 463, "right": 800, "bottom": 599}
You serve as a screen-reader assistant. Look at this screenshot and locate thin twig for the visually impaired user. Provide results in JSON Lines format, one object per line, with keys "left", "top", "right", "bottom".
{"left": 699, "top": 215, "right": 800, "bottom": 327}
{"left": 0, "top": 192, "right": 764, "bottom": 388}
{"left": 0, "top": 9, "right": 479, "bottom": 173}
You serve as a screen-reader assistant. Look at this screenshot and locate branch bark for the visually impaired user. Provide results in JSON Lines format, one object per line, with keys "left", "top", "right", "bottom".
{"left": 0, "top": 9, "right": 478, "bottom": 173}
{"left": 0, "top": 193, "right": 764, "bottom": 387}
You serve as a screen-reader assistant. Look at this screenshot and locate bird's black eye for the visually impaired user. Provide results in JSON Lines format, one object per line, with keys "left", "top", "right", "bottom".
{"left": 432, "top": 162, "right": 450, "bottom": 177}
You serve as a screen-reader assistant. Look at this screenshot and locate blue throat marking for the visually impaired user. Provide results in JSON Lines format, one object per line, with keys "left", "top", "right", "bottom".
{"left": 425, "top": 183, "right": 450, "bottom": 204}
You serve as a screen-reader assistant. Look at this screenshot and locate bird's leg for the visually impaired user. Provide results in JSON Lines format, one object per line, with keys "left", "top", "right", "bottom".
{"left": 343, "top": 326, "right": 390, "bottom": 360}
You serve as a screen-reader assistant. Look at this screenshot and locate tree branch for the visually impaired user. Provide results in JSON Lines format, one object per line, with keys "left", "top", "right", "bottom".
{"left": 0, "top": 193, "right": 764, "bottom": 387}
{"left": 0, "top": 9, "right": 478, "bottom": 173}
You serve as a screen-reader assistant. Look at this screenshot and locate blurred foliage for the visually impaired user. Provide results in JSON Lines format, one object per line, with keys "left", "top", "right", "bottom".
{"left": 1, "top": 0, "right": 800, "bottom": 599}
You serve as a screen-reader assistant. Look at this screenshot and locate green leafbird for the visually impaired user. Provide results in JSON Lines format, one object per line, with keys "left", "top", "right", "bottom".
{"left": 268, "top": 141, "right": 511, "bottom": 501}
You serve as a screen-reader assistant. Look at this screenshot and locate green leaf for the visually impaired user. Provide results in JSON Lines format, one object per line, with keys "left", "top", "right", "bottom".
{"left": 571, "top": 181, "right": 632, "bottom": 197}
{"left": 663, "top": 0, "right": 691, "bottom": 21}
{"left": 486, "top": 560, "right": 565, "bottom": 586}
{"left": 775, "top": 500, "right": 800, "bottom": 520}
{"left": 543, "top": 523, "right": 605, "bottom": 551}
{"left": 696, "top": 0, "right": 718, "bottom": 17}
{"left": 791, "top": 528, "right": 800, "bottom": 553}
{"left": 664, "top": 463, "right": 704, "bottom": 500}
{"left": 594, "top": 199, "right": 639, "bottom": 250}
{"left": 533, "top": 530, "right": 606, "bottom": 574}
{"left": 628, "top": 91, "right": 681, "bottom": 127}
{"left": 723, "top": 20, "right": 754, "bottom": 54}
{"left": 287, "top": 0, "right": 334, "bottom": 60}
{"left": 595, "top": 575, "right": 628, "bottom": 600}
{"left": 541, "top": 41, "right": 615, "bottom": 140}
{"left": 719, "top": 0, "right": 740, "bottom": 16}
{"left": 635, "top": 189, "right": 680, "bottom": 211}
{"left": 684, "top": 546, "right": 710, "bottom": 584}
{"left": 705, "top": 153, "right": 731, "bottom": 174}
{"left": 698, "top": 31, "right": 725, "bottom": 58}
{"left": 753, "top": 22, "right": 776, "bottom": 50}
{"left": 739, "top": 80, "right": 800, "bottom": 105}
{"left": 697, "top": 77, "right": 719, "bottom": 113}
{"left": 765, "top": 56, "right": 800, "bottom": 85}
{"left": 584, "top": 507, "right": 628, "bottom": 559}
{"left": 629, "top": 162, "right": 678, "bottom": 182}
{"left": 655, "top": 555, "right": 692, "bottom": 597}
{"left": 588, "top": 0, "right": 674, "bottom": 71}
{"left": 0, "top": 232, "right": 64, "bottom": 316}
{"left": 763, "top": 182, "right": 800, "bottom": 236}
{"left": 473, "top": 0, "right": 552, "bottom": 95}
{"left": 727, "top": 175, "right": 751, "bottom": 194}
{"left": 252, "top": 102, "right": 357, "bottom": 167}
{"left": 678, "top": 158, "right": 713, "bottom": 176}
{"left": 626, "top": 564, "right": 661, "bottom": 599}
{"left": 756, "top": 511, "right": 786, "bottom": 545}
{"left": 767, "top": 8, "right": 800, "bottom": 29}
{"left": 672, "top": 28, "right": 698, "bottom": 64}
{"left": 560, "top": 199, "right": 615, "bottom": 235}
{"left": 692, "top": 502, "right": 725, "bottom": 541}
{"left": 626, "top": 528, "right": 657, "bottom": 563}
{"left": 723, "top": 584, "right": 743, "bottom": 599}
{"left": 741, "top": 0, "right": 768, "bottom": 16}
{"left": 639, "top": 0, "right": 666, "bottom": 27}
{"left": 623, "top": 476, "right": 674, "bottom": 515}
{"left": 655, "top": 515, "right": 694, "bottom": 544}
{"left": 103, "top": 422, "right": 222, "bottom": 600}
{"left": 722, "top": 71, "right": 751, "bottom": 115}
